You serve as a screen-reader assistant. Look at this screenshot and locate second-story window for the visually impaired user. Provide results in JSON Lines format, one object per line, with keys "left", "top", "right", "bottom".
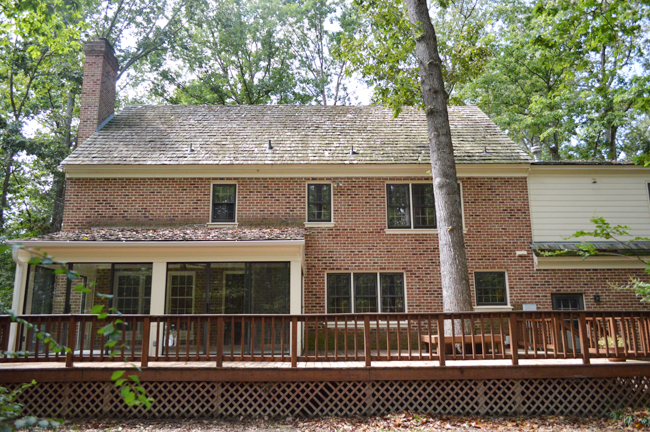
{"left": 386, "top": 183, "right": 436, "bottom": 229}
{"left": 212, "top": 184, "right": 236, "bottom": 222}
{"left": 307, "top": 183, "right": 332, "bottom": 222}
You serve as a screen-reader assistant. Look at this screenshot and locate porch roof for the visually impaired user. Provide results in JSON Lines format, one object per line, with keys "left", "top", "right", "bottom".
{"left": 16, "top": 225, "right": 306, "bottom": 243}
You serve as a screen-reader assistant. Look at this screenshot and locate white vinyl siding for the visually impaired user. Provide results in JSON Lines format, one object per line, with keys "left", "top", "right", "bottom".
{"left": 528, "top": 169, "right": 650, "bottom": 242}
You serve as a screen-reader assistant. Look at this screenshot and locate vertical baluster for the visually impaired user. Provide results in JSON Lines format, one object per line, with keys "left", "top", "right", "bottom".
{"left": 611, "top": 314, "right": 620, "bottom": 358}
{"left": 239, "top": 316, "right": 245, "bottom": 361}
{"left": 578, "top": 312, "right": 590, "bottom": 365}
{"left": 469, "top": 315, "right": 476, "bottom": 360}
{"left": 375, "top": 315, "right": 380, "bottom": 361}
{"left": 385, "top": 315, "right": 391, "bottom": 361}
{"left": 230, "top": 316, "right": 235, "bottom": 361}
{"left": 364, "top": 315, "right": 371, "bottom": 367}
{"left": 260, "top": 316, "right": 265, "bottom": 360}
{"left": 479, "top": 315, "right": 486, "bottom": 359}
{"left": 206, "top": 316, "right": 211, "bottom": 361}
{"left": 291, "top": 317, "right": 298, "bottom": 367}
{"left": 437, "top": 314, "right": 445, "bottom": 366}
{"left": 141, "top": 317, "right": 150, "bottom": 368}
{"left": 56, "top": 317, "right": 63, "bottom": 361}
{"left": 540, "top": 313, "right": 548, "bottom": 357}
{"left": 354, "top": 315, "right": 356, "bottom": 361}
{"left": 344, "top": 317, "right": 349, "bottom": 361}
{"left": 314, "top": 317, "right": 319, "bottom": 361}
{"left": 216, "top": 316, "right": 224, "bottom": 368}
{"left": 280, "top": 317, "right": 285, "bottom": 362}
{"left": 417, "top": 314, "right": 422, "bottom": 361}
{"left": 593, "top": 314, "right": 601, "bottom": 357}
{"left": 508, "top": 314, "right": 518, "bottom": 366}
{"left": 427, "top": 315, "right": 433, "bottom": 360}
{"left": 323, "top": 316, "right": 329, "bottom": 361}
{"left": 396, "top": 315, "right": 402, "bottom": 360}
{"left": 334, "top": 316, "right": 338, "bottom": 362}
{"left": 450, "top": 315, "right": 457, "bottom": 360}
{"left": 66, "top": 316, "right": 76, "bottom": 368}
{"left": 498, "top": 314, "right": 506, "bottom": 359}
{"left": 550, "top": 314, "right": 559, "bottom": 359}
{"left": 407, "top": 315, "right": 413, "bottom": 360}
{"left": 33, "top": 316, "right": 41, "bottom": 360}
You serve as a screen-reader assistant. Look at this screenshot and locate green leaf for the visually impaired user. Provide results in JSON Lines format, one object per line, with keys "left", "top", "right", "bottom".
{"left": 114, "top": 379, "right": 127, "bottom": 387}
{"left": 91, "top": 305, "right": 104, "bottom": 315}
{"left": 128, "top": 375, "right": 140, "bottom": 384}
{"left": 110, "top": 370, "right": 125, "bottom": 381}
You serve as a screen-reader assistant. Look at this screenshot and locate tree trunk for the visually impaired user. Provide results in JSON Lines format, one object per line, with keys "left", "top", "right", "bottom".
{"left": 0, "top": 155, "right": 14, "bottom": 230}
{"left": 606, "top": 126, "right": 617, "bottom": 160}
{"left": 404, "top": 0, "right": 472, "bottom": 318}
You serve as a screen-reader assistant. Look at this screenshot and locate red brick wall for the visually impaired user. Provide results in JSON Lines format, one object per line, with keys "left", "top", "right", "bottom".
{"left": 62, "top": 176, "right": 650, "bottom": 312}
{"left": 78, "top": 39, "right": 118, "bottom": 146}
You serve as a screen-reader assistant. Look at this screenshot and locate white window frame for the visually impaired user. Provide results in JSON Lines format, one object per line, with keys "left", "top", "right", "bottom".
{"left": 166, "top": 271, "right": 196, "bottom": 314}
{"left": 113, "top": 271, "right": 151, "bottom": 315}
{"left": 473, "top": 270, "right": 513, "bottom": 312}
{"left": 384, "top": 181, "right": 465, "bottom": 234}
{"left": 208, "top": 181, "right": 238, "bottom": 228}
{"left": 325, "top": 272, "right": 407, "bottom": 313}
{"left": 305, "top": 182, "right": 335, "bottom": 227}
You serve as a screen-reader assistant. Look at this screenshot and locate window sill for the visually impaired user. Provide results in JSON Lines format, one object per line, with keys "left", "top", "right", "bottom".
{"left": 207, "top": 222, "right": 239, "bottom": 228}
{"left": 473, "top": 305, "right": 513, "bottom": 312}
{"left": 305, "top": 222, "right": 335, "bottom": 228}
{"left": 385, "top": 229, "right": 438, "bottom": 234}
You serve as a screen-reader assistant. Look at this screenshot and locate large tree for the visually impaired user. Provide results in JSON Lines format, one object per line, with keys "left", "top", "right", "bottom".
{"left": 403, "top": 0, "right": 472, "bottom": 313}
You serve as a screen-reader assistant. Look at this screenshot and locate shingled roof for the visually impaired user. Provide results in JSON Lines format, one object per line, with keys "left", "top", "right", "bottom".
{"left": 62, "top": 105, "right": 530, "bottom": 166}
{"left": 21, "top": 226, "right": 306, "bottom": 242}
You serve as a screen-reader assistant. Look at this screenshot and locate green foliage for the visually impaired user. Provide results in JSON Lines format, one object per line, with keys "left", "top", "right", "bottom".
{"left": 0, "top": 245, "right": 153, "bottom": 409}
{"left": 151, "top": 0, "right": 355, "bottom": 106}
{"left": 610, "top": 407, "right": 650, "bottom": 428}
{"left": 559, "top": 216, "right": 650, "bottom": 303}
{"left": 462, "top": 0, "right": 650, "bottom": 160}
{"left": 0, "top": 380, "right": 61, "bottom": 432}
{"left": 338, "top": 0, "right": 494, "bottom": 112}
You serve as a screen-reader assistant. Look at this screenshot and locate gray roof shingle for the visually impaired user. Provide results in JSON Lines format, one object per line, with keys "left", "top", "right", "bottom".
{"left": 62, "top": 105, "right": 530, "bottom": 166}
{"left": 22, "top": 226, "right": 306, "bottom": 242}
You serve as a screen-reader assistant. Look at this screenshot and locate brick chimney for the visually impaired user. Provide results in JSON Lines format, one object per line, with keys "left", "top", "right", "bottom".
{"left": 78, "top": 38, "right": 119, "bottom": 146}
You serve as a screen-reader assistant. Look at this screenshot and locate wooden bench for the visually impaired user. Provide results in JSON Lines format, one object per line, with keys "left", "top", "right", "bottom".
{"left": 421, "top": 334, "right": 504, "bottom": 355}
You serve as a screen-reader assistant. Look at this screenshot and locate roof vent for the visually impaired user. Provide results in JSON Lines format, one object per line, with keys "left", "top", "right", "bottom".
{"left": 267, "top": 139, "right": 273, "bottom": 151}
{"left": 531, "top": 145, "right": 542, "bottom": 161}
{"left": 480, "top": 146, "right": 492, "bottom": 156}
{"left": 188, "top": 143, "right": 196, "bottom": 153}
{"left": 349, "top": 145, "right": 358, "bottom": 156}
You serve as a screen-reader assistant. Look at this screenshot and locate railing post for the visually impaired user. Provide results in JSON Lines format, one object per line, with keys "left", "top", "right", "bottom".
{"left": 508, "top": 314, "right": 519, "bottom": 366}
{"left": 578, "top": 312, "right": 590, "bottom": 365}
{"left": 141, "top": 317, "right": 150, "bottom": 368}
{"left": 437, "top": 314, "right": 446, "bottom": 367}
{"left": 364, "top": 315, "right": 371, "bottom": 367}
{"left": 65, "top": 315, "right": 76, "bottom": 368}
{"left": 291, "top": 317, "right": 298, "bottom": 368}
{"left": 216, "top": 316, "right": 224, "bottom": 368}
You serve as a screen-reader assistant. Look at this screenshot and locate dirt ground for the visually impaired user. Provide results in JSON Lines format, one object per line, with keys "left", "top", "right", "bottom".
{"left": 60, "top": 411, "right": 650, "bottom": 431}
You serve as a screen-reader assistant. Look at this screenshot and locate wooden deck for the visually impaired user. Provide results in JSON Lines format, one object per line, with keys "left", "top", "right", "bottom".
{"left": 1, "top": 357, "right": 649, "bottom": 384}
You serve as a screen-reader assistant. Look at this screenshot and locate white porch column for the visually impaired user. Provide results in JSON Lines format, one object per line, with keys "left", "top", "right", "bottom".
{"left": 148, "top": 261, "right": 167, "bottom": 352}
{"left": 290, "top": 260, "right": 303, "bottom": 356}
{"left": 8, "top": 249, "right": 30, "bottom": 351}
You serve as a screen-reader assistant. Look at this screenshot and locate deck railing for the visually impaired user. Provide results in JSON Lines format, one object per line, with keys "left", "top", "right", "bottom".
{"left": 1, "top": 311, "right": 648, "bottom": 367}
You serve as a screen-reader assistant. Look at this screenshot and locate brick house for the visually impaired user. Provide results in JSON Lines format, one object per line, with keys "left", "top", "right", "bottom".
{"left": 9, "top": 37, "right": 650, "bottom": 343}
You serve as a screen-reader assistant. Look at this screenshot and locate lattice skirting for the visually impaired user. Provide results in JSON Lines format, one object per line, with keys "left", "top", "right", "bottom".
{"left": 4, "top": 378, "right": 650, "bottom": 419}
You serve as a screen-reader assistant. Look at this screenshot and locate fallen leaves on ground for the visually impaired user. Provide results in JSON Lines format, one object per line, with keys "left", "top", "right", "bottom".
{"left": 60, "top": 411, "right": 650, "bottom": 431}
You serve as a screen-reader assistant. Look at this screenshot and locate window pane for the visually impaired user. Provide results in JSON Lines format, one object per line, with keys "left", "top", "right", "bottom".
{"left": 474, "top": 272, "right": 507, "bottom": 306}
{"left": 250, "top": 263, "right": 290, "bottom": 314}
{"left": 327, "top": 274, "right": 351, "bottom": 313}
{"left": 166, "top": 263, "right": 207, "bottom": 314}
{"left": 412, "top": 184, "right": 436, "bottom": 228}
{"left": 387, "top": 184, "right": 411, "bottom": 228}
{"left": 354, "top": 273, "right": 377, "bottom": 313}
{"left": 552, "top": 294, "right": 584, "bottom": 311}
{"left": 380, "top": 273, "right": 405, "bottom": 312}
{"left": 308, "top": 184, "right": 332, "bottom": 222}
{"left": 212, "top": 184, "right": 236, "bottom": 222}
